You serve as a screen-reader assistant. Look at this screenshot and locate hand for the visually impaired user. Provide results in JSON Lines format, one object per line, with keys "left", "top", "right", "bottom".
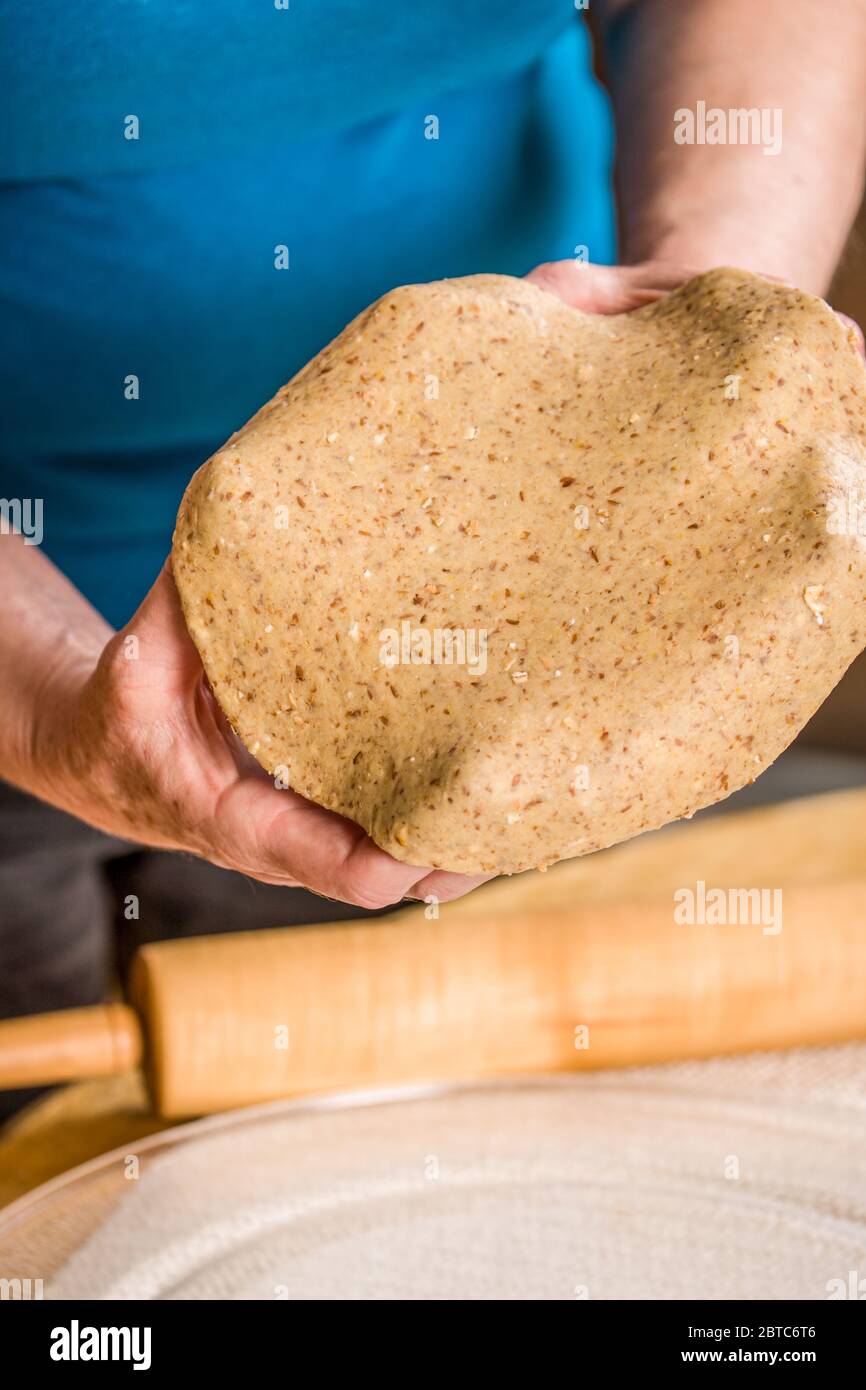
{"left": 525, "top": 259, "right": 700, "bottom": 314}
{"left": 526, "top": 259, "right": 866, "bottom": 355}
{"left": 37, "top": 562, "right": 490, "bottom": 910}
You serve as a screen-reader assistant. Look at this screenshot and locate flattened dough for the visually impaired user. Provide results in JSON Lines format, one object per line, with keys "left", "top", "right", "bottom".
{"left": 173, "top": 268, "right": 866, "bottom": 873}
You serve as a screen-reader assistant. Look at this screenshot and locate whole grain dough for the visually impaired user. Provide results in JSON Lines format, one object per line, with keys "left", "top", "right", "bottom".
{"left": 173, "top": 268, "right": 866, "bottom": 874}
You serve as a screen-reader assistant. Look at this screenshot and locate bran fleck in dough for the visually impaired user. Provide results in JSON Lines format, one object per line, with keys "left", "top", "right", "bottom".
{"left": 173, "top": 268, "right": 866, "bottom": 874}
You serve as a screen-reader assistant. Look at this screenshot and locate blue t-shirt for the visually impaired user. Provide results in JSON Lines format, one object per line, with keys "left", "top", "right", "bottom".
{"left": 1, "top": 1, "right": 614, "bottom": 627}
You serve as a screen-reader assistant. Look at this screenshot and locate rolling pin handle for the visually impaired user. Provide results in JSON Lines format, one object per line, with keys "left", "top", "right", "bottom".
{"left": 0, "top": 1003, "right": 143, "bottom": 1089}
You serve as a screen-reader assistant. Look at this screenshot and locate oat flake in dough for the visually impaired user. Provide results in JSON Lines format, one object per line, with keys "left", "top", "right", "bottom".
{"left": 173, "top": 268, "right": 866, "bottom": 874}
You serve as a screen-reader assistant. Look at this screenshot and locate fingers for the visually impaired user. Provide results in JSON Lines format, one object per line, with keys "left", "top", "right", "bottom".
{"left": 526, "top": 261, "right": 629, "bottom": 312}
{"left": 336, "top": 833, "right": 432, "bottom": 910}
{"left": 112, "top": 558, "right": 205, "bottom": 698}
{"left": 260, "top": 794, "right": 492, "bottom": 909}
{"left": 214, "top": 773, "right": 495, "bottom": 909}
{"left": 527, "top": 262, "right": 866, "bottom": 364}
{"left": 218, "top": 776, "right": 431, "bottom": 909}
{"left": 407, "top": 869, "right": 496, "bottom": 903}
{"left": 526, "top": 260, "right": 698, "bottom": 314}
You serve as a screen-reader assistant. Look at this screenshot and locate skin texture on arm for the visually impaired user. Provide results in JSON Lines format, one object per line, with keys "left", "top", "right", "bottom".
{"left": 2, "top": 535, "right": 113, "bottom": 798}
{"left": 0, "top": 536, "right": 486, "bottom": 909}
{"left": 593, "top": 0, "right": 866, "bottom": 294}
{"left": 529, "top": 1, "right": 866, "bottom": 330}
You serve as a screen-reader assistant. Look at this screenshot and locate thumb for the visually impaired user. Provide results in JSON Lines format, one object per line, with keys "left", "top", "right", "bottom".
{"left": 112, "top": 557, "right": 204, "bottom": 699}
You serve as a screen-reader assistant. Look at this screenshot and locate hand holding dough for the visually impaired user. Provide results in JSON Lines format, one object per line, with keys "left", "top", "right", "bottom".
{"left": 173, "top": 269, "right": 866, "bottom": 874}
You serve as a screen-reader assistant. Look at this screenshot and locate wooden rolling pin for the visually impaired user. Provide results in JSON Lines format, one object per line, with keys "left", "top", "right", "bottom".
{"left": 1, "top": 873, "right": 865, "bottom": 1117}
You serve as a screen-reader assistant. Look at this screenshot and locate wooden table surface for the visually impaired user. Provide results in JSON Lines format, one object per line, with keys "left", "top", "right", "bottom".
{"left": 0, "top": 1072, "right": 168, "bottom": 1210}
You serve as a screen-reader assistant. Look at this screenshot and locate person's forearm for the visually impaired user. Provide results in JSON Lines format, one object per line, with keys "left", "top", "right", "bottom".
{"left": 0, "top": 534, "right": 111, "bottom": 800}
{"left": 594, "top": 0, "right": 866, "bottom": 294}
